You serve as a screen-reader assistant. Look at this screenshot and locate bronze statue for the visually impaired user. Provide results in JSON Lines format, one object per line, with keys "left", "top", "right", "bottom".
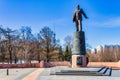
{"left": 73, "top": 5, "right": 88, "bottom": 31}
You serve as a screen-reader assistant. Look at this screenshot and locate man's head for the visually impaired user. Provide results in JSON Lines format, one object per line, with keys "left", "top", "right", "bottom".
{"left": 76, "top": 5, "right": 80, "bottom": 10}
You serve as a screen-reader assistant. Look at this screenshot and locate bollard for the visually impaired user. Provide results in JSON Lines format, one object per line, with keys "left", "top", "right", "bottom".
{"left": 7, "top": 68, "right": 9, "bottom": 76}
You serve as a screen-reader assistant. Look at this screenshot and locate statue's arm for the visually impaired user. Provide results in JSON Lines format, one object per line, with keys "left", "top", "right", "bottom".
{"left": 73, "top": 12, "right": 76, "bottom": 22}
{"left": 81, "top": 9, "right": 88, "bottom": 19}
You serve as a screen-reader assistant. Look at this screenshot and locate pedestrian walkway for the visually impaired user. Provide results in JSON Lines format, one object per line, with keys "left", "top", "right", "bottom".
{"left": 37, "top": 66, "right": 120, "bottom": 80}
{"left": 22, "top": 68, "right": 44, "bottom": 80}
{"left": 0, "top": 68, "right": 36, "bottom": 80}
{"left": 0, "top": 66, "right": 120, "bottom": 80}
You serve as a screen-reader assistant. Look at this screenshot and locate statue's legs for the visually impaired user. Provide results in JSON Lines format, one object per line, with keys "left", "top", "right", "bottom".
{"left": 78, "top": 20, "right": 82, "bottom": 31}
{"left": 76, "top": 21, "right": 79, "bottom": 31}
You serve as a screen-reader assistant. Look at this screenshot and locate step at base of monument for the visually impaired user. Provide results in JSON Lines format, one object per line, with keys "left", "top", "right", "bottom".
{"left": 50, "top": 70, "right": 108, "bottom": 76}
{"left": 61, "top": 70, "right": 96, "bottom": 73}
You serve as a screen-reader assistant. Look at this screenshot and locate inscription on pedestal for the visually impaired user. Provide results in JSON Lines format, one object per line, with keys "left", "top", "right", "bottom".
{"left": 77, "top": 57, "right": 82, "bottom": 65}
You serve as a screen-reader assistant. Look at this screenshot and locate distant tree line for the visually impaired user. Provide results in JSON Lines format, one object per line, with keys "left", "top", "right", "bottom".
{"left": 1, "top": 25, "right": 99, "bottom": 64}
{"left": 87, "top": 47, "right": 120, "bottom": 62}
{"left": 0, "top": 25, "right": 66, "bottom": 64}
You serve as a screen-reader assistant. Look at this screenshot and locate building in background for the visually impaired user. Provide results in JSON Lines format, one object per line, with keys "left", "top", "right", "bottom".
{"left": 96, "top": 45, "right": 103, "bottom": 54}
{"left": 103, "top": 45, "right": 120, "bottom": 53}
{"left": 91, "top": 48, "right": 96, "bottom": 54}
{"left": 90, "top": 45, "right": 120, "bottom": 54}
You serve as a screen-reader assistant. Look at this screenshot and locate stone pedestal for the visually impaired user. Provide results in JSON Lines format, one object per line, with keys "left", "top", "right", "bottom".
{"left": 72, "top": 31, "right": 87, "bottom": 68}
{"left": 72, "top": 55, "right": 87, "bottom": 68}
{"left": 72, "top": 31, "right": 86, "bottom": 55}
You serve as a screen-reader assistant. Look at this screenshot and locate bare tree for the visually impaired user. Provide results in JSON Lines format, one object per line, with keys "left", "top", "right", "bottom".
{"left": 0, "top": 26, "right": 61, "bottom": 63}
{"left": 38, "top": 27, "right": 60, "bottom": 62}
{"left": 64, "top": 35, "right": 72, "bottom": 49}
{"left": 58, "top": 46, "right": 64, "bottom": 61}
{"left": 20, "top": 26, "right": 35, "bottom": 63}
{"left": 63, "top": 35, "right": 72, "bottom": 61}
{"left": 0, "top": 26, "right": 20, "bottom": 64}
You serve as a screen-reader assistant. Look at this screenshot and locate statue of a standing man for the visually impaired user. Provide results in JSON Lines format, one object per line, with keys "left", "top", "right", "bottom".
{"left": 73, "top": 5, "right": 88, "bottom": 31}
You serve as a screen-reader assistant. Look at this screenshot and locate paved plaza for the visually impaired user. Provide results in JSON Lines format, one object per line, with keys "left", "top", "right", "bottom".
{"left": 0, "top": 66, "right": 120, "bottom": 80}
{"left": 0, "top": 68, "right": 36, "bottom": 80}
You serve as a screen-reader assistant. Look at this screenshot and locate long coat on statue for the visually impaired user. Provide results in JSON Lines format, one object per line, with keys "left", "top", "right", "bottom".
{"left": 73, "top": 9, "right": 87, "bottom": 22}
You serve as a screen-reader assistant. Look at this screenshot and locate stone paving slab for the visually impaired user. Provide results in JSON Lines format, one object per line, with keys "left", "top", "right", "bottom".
{"left": 22, "top": 68, "right": 44, "bottom": 80}
{"left": 38, "top": 76, "right": 120, "bottom": 80}
{"left": 37, "top": 66, "right": 120, "bottom": 80}
{"left": 0, "top": 68, "right": 36, "bottom": 80}
{"left": 0, "top": 66, "right": 120, "bottom": 80}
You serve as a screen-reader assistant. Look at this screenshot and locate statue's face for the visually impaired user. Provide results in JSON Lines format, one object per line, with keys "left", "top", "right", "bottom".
{"left": 77, "top": 5, "right": 80, "bottom": 10}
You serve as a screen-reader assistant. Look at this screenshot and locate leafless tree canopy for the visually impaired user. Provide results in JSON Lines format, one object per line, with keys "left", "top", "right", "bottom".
{"left": 87, "top": 46, "right": 120, "bottom": 62}
{"left": 0, "top": 26, "right": 63, "bottom": 64}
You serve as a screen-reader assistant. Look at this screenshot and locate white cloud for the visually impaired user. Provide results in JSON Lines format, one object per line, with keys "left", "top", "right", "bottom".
{"left": 88, "top": 17, "right": 120, "bottom": 27}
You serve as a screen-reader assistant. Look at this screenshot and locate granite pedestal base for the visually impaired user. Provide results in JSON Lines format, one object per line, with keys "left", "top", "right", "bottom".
{"left": 72, "top": 55, "right": 87, "bottom": 68}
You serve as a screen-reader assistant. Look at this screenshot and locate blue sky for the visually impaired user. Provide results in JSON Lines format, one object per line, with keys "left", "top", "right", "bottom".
{"left": 0, "top": 0, "right": 120, "bottom": 48}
